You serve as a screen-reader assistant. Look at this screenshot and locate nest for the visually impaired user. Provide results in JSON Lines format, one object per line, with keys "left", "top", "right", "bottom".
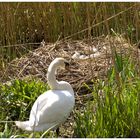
{"left": 1, "top": 35, "right": 137, "bottom": 92}
{"left": 1, "top": 33, "right": 138, "bottom": 111}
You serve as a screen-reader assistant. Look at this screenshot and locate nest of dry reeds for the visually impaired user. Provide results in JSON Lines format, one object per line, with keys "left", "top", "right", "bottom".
{"left": 1, "top": 34, "right": 138, "bottom": 110}
{"left": 1, "top": 35, "right": 137, "bottom": 92}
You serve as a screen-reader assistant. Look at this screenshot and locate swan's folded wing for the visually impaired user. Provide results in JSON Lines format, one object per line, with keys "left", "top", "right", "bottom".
{"left": 29, "top": 90, "right": 73, "bottom": 126}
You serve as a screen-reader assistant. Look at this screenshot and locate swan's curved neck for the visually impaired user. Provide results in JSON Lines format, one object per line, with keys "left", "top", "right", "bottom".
{"left": 47, "top": 62, "right": 59, "bottom": 90}
{"left": 47, "top": 60, "right": 74, "bottom": 94}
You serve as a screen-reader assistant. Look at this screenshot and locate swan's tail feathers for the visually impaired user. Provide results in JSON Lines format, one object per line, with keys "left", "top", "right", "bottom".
{"left": 15, "top": 121, "right": 32, "bottom": 131}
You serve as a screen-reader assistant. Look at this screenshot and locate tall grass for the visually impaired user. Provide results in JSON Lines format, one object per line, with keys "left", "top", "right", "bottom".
{"left": 74, "top": 53, "right": 140, "bottom": 138}
{"left": 0, "top": 2, "right": 139, "bottom": 68}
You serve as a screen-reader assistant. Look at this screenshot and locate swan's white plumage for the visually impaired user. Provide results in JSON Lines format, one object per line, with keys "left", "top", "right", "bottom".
{"left": 15, "top": 58, "right": 75, "bottom": 132}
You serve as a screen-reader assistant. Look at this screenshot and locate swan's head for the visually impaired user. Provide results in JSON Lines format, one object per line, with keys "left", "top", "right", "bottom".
{"left": 51, "top": 57, "right": 69, "bottom": 70}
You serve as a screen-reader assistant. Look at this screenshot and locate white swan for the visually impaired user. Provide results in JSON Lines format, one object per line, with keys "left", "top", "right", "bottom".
{"left": 15, "top": 58, "right": 75, "bottom": 132}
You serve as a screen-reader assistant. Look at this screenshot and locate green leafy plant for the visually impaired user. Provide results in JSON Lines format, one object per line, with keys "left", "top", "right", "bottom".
{"left": 0, "top": 78, "right": 50, "bottom": 138}
{"left": 74, "top": 53, "right": 140, "bottom": 138}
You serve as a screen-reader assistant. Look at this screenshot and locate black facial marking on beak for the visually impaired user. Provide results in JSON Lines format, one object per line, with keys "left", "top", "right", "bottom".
{"left": 65, "top": 61, "right": 69, "bottom": 66}
{"left": 64, "top": 61, "right": 70, "bottom": 70}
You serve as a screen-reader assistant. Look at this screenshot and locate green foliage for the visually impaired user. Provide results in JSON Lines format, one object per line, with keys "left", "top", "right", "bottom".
{"left": 108, "top": 53, "right": 135, "bottom": 82}
{"left": 0, "top": 79, "right": 50, "bottom": 138}
{"left": 74, "top": 54, "right": 140, "bottom": 138}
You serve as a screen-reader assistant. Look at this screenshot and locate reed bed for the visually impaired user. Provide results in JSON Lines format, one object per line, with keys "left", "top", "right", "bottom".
{"left": 0, "top": 2, "right": 139, "bottom": 44}
{"left": 0, "top": 2, "right": 139, "bottom": 67}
